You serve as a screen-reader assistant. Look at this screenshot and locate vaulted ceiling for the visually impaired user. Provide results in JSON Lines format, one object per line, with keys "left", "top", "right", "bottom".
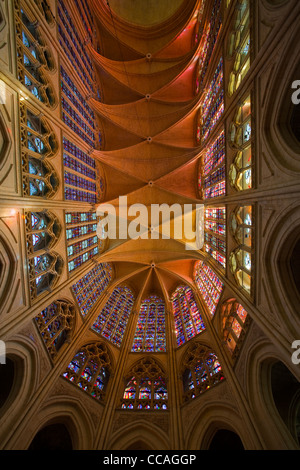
{"left": 89, "top": 0, "right": 204, "bottom": 304}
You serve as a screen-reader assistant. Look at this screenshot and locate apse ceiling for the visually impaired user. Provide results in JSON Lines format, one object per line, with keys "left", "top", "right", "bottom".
{"left": 106, "top": 0, "right": 186, "bottom": 27}
{"left": 90, "top": 0, "right": 203, "bottom": 304}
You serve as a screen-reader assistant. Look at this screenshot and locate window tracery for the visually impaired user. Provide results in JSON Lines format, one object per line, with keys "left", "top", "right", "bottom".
{"left": 227, "top": 0, "right": 250, "bottom": 97}
{"left": 35, "top": 299, "right": 75, "bottom": 360}
{"left": 132, "top": 295, "right": 166, "bottom": 353}
{"left": 221, "top": 298, "right": 250, "bottom": 359}
{"left": 171, "top": 286, "right": 205, "bottom": 347}
{"left": 196, "top": 57, "right": 224, "bottom": 146}
{"left": 71, "top": 263, "right": 113, "bottom": 317}
{"left": 91, "top": 286, "right": 135, "bottom": 348}
{"left": 181, "top": 343, "right": 224, "bottom": 402}
{"left": 20, "top": 104, "right": 59, "bottom": 198}
{"left": 62, "top": 342, "right": 111, "bottom": 402}
{"left": 15, "top": 1, "right": 56, "bottom": 106}
{"left": 229, "top": 205, "right": 253, "bottom": 295}
{"left": 25, "top": 210, "right": 61, "bottom": 254}
{"left": 198, "top": 129, "right": 225, "bottom": 199}
{"left": 25, "top": 211, "right": 63, "bottom": 300}
{"left": 229, "top": 94, "right": 252, "bottom": 191}
{"left": 194, "top": 260, "right": 224, "bottom": 317}
{"left": 121, "top": 358, "right": 168, "bottom": 411}
{"left": 33, "top": 0, "right": 55, "bottom": 25}
{"left": 65, "top": 211, "right": 104, "bottom": 273}
{"left": 203, "top": 206, "right": 226, "bottom": 268}
{"left": 194, "top": 0, "right": 222, "bottom": 94}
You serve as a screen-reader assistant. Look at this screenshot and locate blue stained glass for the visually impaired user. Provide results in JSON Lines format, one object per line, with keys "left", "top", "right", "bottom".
{"left": 32, "top": 233, "right": 41, "bottom": 246}
{"left": 171, "top": 286, "right": 205, "bottom": 347}
{"left": 22, "top": 31, "right": 30, "bottom": 47}
{"left": 23, "top": 54, "right": 31, "bottom": 66}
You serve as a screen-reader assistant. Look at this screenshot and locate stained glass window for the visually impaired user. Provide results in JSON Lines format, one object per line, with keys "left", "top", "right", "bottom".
{"left": 58, "top": 0, "right": 101, "bottom": 148}
{"left": 35, "top": 300, "right": 75, "bottom": 359}
{"left": 25, "top": 211, "right": 61, "bottom": 254}
{"left": 63, "top": 342, "right": 111, "bottom": 401}
{"left": 58, "top": 0, "right": 95, "bottom": 92}
{"left": 65, "top": 210, "right": 101, "bottom": 273}
{"left": 91, "top": 286, "right": 135, "bottom": 348}
{"left": 63, "top": 138, "right": 101, "bottom": 202}
{"left": 230, "top": 95, "right": 251, "bottom": 148}
{"left": 71, "top": 263, "right": 113, "bottom": 317}
{"left": 132, "top": 295, "right": 166, "bottom": 353}
{"left": 181, "top": 343, "right": 224, "bottom": 402}
{"left": 194, "top": 260, "right": 224, "bottom": 316}
{"left": 21, "top": 105, "right": 59, "bottom": 198}
{"left": 121, "top": 358, "right": 168, "bottom": 410}
{"left": 28, "top": 252, "right": 63, "bottom": 299}
{"left": 196, "top": 57, "right": 224, "bottom": 146}
{"left": 221, "top": 298, "right": 249, "bottom": 357}
{"left": 171, "top": 286, "right": 205, "bottom": 347}
{"left": 15, "top": 4, "right": 56, "bottom": 106}
{"left": 199, "top": 129, "right": 225, "bottom": 199}
{"left": 194, "top": 0, "right": 222, "bottom": 94}
{"left": 229, "top": 206, "right": 253, "bottom": 295}
{"left": 227, "top": 0, "right": 250, "bottom": 96}
{"left": 25, "top": 210, "right": 63, "bottom": 299}
{"left": 203, "top": 206, "right": 226, "bottom": 268}
{"left": 229, "top": 95, "right": 252, "bottom": 191}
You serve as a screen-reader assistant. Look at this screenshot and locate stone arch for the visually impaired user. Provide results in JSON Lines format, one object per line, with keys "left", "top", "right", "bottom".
{"left": 23, "top": 397, "right": 94, "bottom": 450}
{"left": 186, "top": 402, "right": 253, "bottom": 450}
{"left": 264, "top": 203, "right": 300, "bottom": 338}
{"left": 0, "top": 103, "right": 12, "bottom": 171}
{"left": 121, "top": 356, "right": 168, "bottom": 411}
{"left": 0, "top": 234, "right": 17, "bottom": 315}
{"left": 0, "top": 337, "right": 39, "bottom": 446}
{"left": 262, "top": 25, "right": 300, "bottom": 172}
{"left": 208, "top": 428, "right": 244, "bottom": 450}
{"left": 246, "top": 338, "right": 300, "bottom": 449}
{"left": 108, "top": 420, "right": 170, "bottom": 450}
{"left": 180, "top": 341, "right": 224, "bottom": 403}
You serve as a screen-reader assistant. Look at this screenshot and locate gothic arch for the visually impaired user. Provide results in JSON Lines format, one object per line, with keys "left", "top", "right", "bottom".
{"left": 23, "top": 397, "right": 94, "bottom": 450}
{"left": 246, "top": 338, "right": 300, "bottom": 449}
{"left": 186, "top": 402, "right": 252, "bottom": 450}
{"left": 120, "top": 356, "right": 168, "bottom": 411}
{"left": 180, "top": 341, "right": 224, "bottom": 403}
{"left": 0, "top": 234, "right": 17, "bottom": 315}
{"left": 0, "top": 103, "right": 12, "bottom": 171}
{"left": 108, "top": 420, "right": 170, "bottom": 450}
{"left": 62, "top": 341, "right": 114, "bottom": 403}
{"left": 34, "top": 298, "right": 77, "bottom": 361}
{"left": 264, "top": 203, "right": 300, "bottom": 337}
{"left": 0, "top": 337, "right": 39, "bottom": 445}
{"left": 262, "top": 25, "right": 300, "bottom": 172}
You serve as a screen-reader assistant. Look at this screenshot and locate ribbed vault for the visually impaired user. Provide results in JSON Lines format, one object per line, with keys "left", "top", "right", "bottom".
{"left": 91, "top": 0, "right": 206, "bottom": 321}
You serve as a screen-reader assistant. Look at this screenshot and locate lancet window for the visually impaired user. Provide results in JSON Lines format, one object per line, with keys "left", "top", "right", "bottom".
{"left": 62, "top": 342, "right": 111, "bottom": 401}
{"left": 171, "top": 286, "right": 205, "bottom": 347}
{"left": 91, "top": 286, "right": 135, "bottom": 348}
{"left": 121, "top": 358, "right": 168, "bottom": 411}
{"left": 132, "top": 295, "right": 166, "bottom": 353}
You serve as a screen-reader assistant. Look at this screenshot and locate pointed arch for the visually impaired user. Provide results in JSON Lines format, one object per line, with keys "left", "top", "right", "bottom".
{"left": 131, "top": 294, "right": 166, "bottom": 353}
{"left": 193, "top": 260, "right": 224, "bottom": 317}
{"left": 180, "top": 342, "right": 224, "bottom": 403}
{"left": 62, "top": 341, "right": 113, "bottom": 403}
{"left": 91, "top": 285, "right": 135, "bottom": 347}
{"left": 121, "top": 357, "right": 168, "bottom": 411}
